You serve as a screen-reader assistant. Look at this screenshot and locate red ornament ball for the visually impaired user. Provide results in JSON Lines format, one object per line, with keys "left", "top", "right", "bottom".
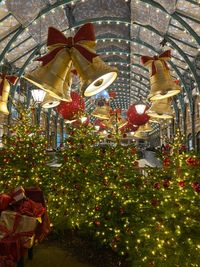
{"left": 127, "top": 104, "right": 149, "bottom": 126}
{"left": 178, "top": 180, "right": 186, "bottom": 188}
{"left": 56, "top": 92, "right": 85, "bottom": 120}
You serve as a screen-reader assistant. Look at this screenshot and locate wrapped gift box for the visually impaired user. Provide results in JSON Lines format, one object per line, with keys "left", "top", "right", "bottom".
{"left": 11, "top": 187, "right": 26, "bottom": 203}
{"left": 0, "top": 211, "right": 37, "bottom": 248}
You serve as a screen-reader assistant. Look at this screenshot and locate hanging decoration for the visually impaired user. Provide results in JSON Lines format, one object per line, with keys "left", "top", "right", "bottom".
{"left": 127, "top": 104, "right": 149, "bottom": 126}
{"left": 56, "top": 92, "right": 85, "bottom": 121}
{"left": 141, "top": 50, "right": 180, "bottom": 101}
{"left": 0, "top": 74, "right": 18, "bottom": 115}
{"left": 24, "top": 23, "right": 118, "bottom": 98}
{"left": 92, "top": 97, "right": 111, "bottom": 120}
{"left": 147, "top": 97, "right": 173, "bottom": 119}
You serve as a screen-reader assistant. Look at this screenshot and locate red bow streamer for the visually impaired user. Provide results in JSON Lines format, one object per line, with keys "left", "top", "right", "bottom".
{"left": 141, "top": 50, "right": 171, "bottom": 76}
{"left": 37, "top": 23, "right": 98, "bottom": 66}
{"left": 0, "top": 74, "right": 18, "bottom": 97}
{"left": 174, "top": 80, "right": 180, "bottom": 85}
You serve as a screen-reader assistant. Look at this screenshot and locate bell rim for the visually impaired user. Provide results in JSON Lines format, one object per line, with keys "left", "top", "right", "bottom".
{"left": 148, "top": 89, "right": 180, "bottom": 101}
{"left": 82, "top": 71, "right": 118, "bottom": 97}
{"left": 148, "top": 112, "right": 173, "bottom": 119}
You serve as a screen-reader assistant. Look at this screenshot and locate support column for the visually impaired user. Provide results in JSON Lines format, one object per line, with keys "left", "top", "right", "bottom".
{"left": 191, "top": 99, "right": 195, "bottom": 150}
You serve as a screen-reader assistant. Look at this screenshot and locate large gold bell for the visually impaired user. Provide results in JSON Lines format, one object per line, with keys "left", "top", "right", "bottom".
{"left": 92, "top": 105, "right": 111, "bottom": 120}
{"left": 24, "top": 49, "right": 72, "bottom": 101}
{"left": 147, "top": 98, "right": 173, "bottom": 119}
{"left": 148, "top": 60, "right": 181, "bottom": 101}
{"left": 0, "top": 78, "right": 10, "bottom": 115}
{"left": 71, "top": 51, "right": 118, "bottom": 97}
{"left": 139, "top": 123, "right": 153, "bottom": 132}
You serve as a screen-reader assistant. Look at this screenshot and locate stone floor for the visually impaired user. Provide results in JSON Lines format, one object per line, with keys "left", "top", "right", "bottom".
{"left": 24, "top": 244, "right": 94, "bottom": 267}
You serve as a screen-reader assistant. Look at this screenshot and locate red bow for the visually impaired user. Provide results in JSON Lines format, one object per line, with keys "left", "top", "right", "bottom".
{"left": 18, "top": 199, "right": 46, "bottom": 218}
{"left": 0, "top": 74, "right": 18, "bottom": 97}
{"left": 141, "top": 50, "right": 171, "bottom": 76}
{"left": 37, "top": 23, "right": 98, "bottom": 66}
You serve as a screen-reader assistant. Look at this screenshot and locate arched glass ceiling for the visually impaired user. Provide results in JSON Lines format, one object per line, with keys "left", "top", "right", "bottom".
{"left": 0, "top": 0, "right": 199, "bottom": 112}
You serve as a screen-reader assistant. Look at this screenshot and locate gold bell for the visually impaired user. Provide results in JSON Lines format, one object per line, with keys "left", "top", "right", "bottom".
{"left": 24, "top": 50, "right": 72, "bottom": 101}
{"left": 139, "top": 123, "right": 153, "bottom": 132}
{"left": 147, "top": 98, "right": 173, "bottom": 119}
{"left": 71, "top": 52, "right": 118, "bottom": 97}
{"left": 141, "top": 50, "right": 181, "bottom": 101}
{"left": 92, "top": 105, "right": 111, "bottom": 120}
{"left": 0, "top": 79, "right": 11, "bottom": 115}
{"left": 42, "top": 94, "right": 61, "bottom": 109}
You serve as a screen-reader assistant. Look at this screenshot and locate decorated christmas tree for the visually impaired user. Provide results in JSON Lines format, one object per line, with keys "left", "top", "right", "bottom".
{"left": 138, "top": 130, "right": 200, "bottom": 267}
{"left": 48, "top": 124, "right": 141, "bottom": 257}
{"left": 0, "top": 107, "right": 51, "bottom": 192}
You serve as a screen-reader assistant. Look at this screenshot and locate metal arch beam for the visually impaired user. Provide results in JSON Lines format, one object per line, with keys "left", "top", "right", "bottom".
{"left": 139, "top": 0, "right": 200, "bottom": 45}
{"left": 0, "top": 0, "right": 80, "bottom": 63}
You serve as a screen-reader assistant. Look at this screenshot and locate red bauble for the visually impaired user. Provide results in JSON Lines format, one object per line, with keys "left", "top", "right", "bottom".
{"left": 178, "top": 181, "right": 185, "bottom": 188}
{"left": 127, "top": 104, "right": 149, "bottom": 126}
{"left": 154, "top": 182, "right": 161, "bottom": 189}
{"left": 163, "top": 180, "right": 170, "bottom": 188}
{"left": 56, "top": 92, "right": 85, "bottom": 120}
{"left": 0, "top": 193, "right": 12, "bottom": 210}
{"left": 151, "top": 198, "right": 160, "bottom": 207}
{"left": 94, "top": 220, "right": 101, "bottom": 226}
{"left": 74, "top": 184, "right": 81, "bottom": 190}
{"left": 95, "top": 205, "right": 101, "bottom": 211}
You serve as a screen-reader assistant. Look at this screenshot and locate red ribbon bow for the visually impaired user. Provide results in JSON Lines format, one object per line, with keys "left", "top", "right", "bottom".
{"left": 18, "top": 199, "right": 46, "bottom": 218}
{"left": 37, "top": 23, "right": 98, "bottom": 66}
{"left": 0, "top": 74, "right": 18, "bottom": 97}
{"left": 141, "top": 50, "right": 171, "bottom": 76}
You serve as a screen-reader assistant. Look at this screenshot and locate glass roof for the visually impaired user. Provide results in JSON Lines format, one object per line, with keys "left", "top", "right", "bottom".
{"left": 0, "top": 0, "right": 199, "bottom": 111}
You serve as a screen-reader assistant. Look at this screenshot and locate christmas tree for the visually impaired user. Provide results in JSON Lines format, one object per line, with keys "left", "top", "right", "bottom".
{"left": 48, "top": 124, "right": 141, "bottom": 257}
{"left": 136, "top": 130, "right": 200, "bottom": 267}
{"left": 0, "top": 107, "right": 51, "bottom": 192}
